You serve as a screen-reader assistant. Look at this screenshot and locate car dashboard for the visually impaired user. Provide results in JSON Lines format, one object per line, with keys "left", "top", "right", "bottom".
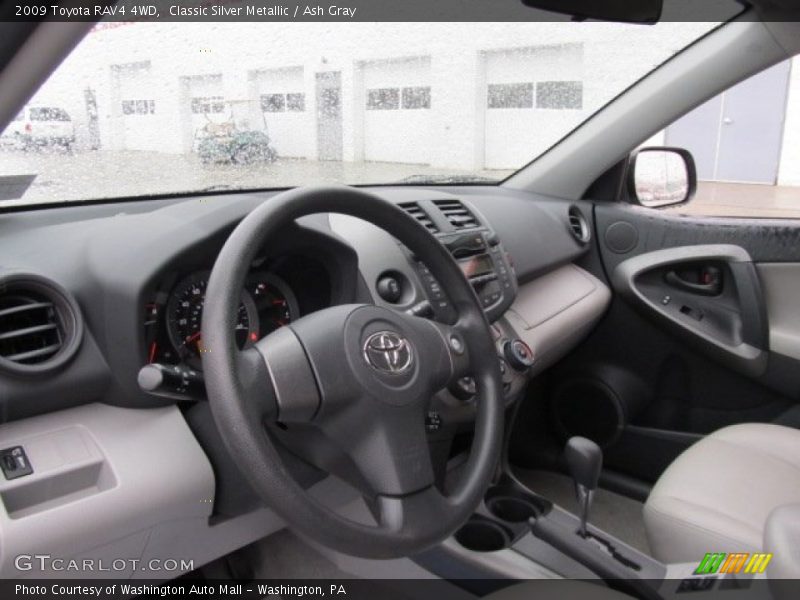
{"left": 0, "top": 185, "right": 611, "bottom": 577}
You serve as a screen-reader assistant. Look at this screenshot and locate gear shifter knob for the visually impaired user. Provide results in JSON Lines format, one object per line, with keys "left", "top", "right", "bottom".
{"left": 565, "top": 436, "right": 602, "bottom": 491}
{"left": 565, "top": 436, "right": 602, "bottom": 537}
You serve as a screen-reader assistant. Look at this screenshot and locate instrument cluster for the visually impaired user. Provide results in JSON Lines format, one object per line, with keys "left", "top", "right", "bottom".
{"left": 144, "top": 268, "right": 299, "bottom": 370}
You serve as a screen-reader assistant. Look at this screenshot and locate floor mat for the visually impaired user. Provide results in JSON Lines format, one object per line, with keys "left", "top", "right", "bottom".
{"left": 513, "top": 469, "right": 650, "bottom": 555}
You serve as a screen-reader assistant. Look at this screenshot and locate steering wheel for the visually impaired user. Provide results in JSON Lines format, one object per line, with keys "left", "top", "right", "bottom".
{"left": 202, "top": 186, "right": 503, "bottom": 558}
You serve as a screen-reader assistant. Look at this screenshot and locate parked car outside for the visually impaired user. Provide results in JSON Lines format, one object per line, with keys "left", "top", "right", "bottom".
{"left": 1, "top": 105, "right": 75, "bottom": 151}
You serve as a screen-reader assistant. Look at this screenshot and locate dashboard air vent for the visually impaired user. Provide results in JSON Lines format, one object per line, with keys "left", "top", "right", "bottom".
{"left": 0, "top": 273, "right": 83, "bottom": 375}
{"left": 434, "top": 199, "right": 479, "bottom": 230}
{"left": 567, "top": 206, "right": 591, "bottom": 244}
{"left": 399, "top": 202, "right": 440, "bottom": 233}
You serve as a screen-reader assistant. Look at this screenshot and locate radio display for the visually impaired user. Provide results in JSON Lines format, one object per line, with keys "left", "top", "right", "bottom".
{"left": 458, "top": 254, "right": 493, "bottom": 279}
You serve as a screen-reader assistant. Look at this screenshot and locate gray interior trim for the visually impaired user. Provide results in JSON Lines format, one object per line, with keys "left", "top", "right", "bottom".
{"left": 436, "top": 537, "right": 562, "bottom": 580}
{"left": 502, "top": 263, "right": 611, "bottom": 376}
{"left": 758, "top": 263, "right": 800, "bottom": 362}
{"left": 514, "top": 469, "right": 650, "bottom": 555}
{"left": 611, "top": 244, "right": 767, "bottom": 377}
{"left": 0, "top": 401, "right": 371, "bottom": 578}
{"left": 0, "top": 403, "right": 358, "bottom": 578}
{"left": 0, "top": 403, "right": 213, "bottom": 577}
{"left": 504, "top": 17, "right": 792, "bottom": 199}
{"left": 328, "top": 212, "right": 428, "bottom": 312}
{"left": 764, "top": 503, "right": 800, "bottom": 582}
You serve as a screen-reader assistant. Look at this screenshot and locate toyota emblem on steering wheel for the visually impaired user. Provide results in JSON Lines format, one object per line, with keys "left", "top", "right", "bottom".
{"left": 363, "top": 331, "right": 414, "bottom": 375}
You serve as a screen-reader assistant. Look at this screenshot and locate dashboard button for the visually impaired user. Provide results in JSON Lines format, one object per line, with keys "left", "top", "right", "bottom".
{"left": 426, "top": 410, "right": 443, "bottom": 432}
{"left": 0, "top": 446, "right": 33, "bottom": 480}
{"left": 376, "top": 275, "right": 403, "bottom": 303}
{"left": 448, "top": 334, "right": 465, "bottom": 355}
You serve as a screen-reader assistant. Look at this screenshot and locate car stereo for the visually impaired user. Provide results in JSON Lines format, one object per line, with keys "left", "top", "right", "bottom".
{"left": 414, "top": 229, "right": 517, "bottom": 323}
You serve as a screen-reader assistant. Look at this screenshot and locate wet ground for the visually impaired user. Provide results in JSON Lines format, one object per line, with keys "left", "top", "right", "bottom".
{"left": 0, "top": 148, "right": 511, "bottom": 207}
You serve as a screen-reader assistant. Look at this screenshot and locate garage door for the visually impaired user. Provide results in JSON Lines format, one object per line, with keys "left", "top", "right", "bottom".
{"left": 254, "top": 66, "right": 311, "bottom": 159}
{"left": 113, "top": 61, "right": 159, "bottom": 152}
{"left": 484, "top": 45, "right": 586, "bottom": 170}
{"left": 362, "top": 57, "right": 431, "bottom": 164}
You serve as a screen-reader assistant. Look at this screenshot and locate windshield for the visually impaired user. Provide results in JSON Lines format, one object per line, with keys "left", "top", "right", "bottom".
{"left": 0, "top": 21, "right": 717, "bottom": 206}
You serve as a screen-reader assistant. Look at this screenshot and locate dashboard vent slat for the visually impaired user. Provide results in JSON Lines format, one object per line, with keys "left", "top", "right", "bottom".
{"left": 434, "top": 199, "right": 479, "bottom": 230}
{"left": 6, "top": 343, "right": 63, "bottom": 363}
{"left": 399, "top": 202, "right": 440, "bottom": 233}
{"left": 0, "top": 301, "right": 54, "bottom": 319}
{"left": 0, "top": 322, "right": 58, "bottom": 341}
{"left": 0, "top": 295, "right": 62, "bottom": 364}
{"left": 0, "top": 273, "right": 83, "bottom": 374}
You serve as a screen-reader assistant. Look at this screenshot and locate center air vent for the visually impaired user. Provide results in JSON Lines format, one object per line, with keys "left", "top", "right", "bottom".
{"left": 434, "top": 199, "right": 479, "bottom": 230}
{"left": 567, "top": 206, "right": 591, "bottom": 244}
{"left": 0, "top": 273, "right": 83, "bottom": 375}
{"left": 399, "top": 202, "right": 439, "bottom": 233}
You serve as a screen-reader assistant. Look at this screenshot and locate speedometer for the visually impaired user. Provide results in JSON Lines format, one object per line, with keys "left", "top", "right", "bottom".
{"left": 166, "top": 271, "right": 259, "bottom": 367}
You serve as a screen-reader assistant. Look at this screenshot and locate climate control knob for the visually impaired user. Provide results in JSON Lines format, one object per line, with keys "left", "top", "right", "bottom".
{"left": 504, "top": 338, "right": 535, "bottom": 371}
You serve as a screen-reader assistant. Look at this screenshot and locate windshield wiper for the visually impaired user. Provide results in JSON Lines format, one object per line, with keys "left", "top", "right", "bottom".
{"left": 396, "top": 174, "right": 498, "bottom": 185}
{"left": 194, "top": 184, "right": 237, "bottom": 193}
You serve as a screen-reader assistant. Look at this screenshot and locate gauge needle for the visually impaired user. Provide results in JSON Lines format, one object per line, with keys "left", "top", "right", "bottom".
{"left": 186, "top": 331, "right": 202, "bottom": 346}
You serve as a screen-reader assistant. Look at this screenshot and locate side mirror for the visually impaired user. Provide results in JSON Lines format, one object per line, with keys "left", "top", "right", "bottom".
{"left": 627, "top": 147, "right": 696, "bottom": 208}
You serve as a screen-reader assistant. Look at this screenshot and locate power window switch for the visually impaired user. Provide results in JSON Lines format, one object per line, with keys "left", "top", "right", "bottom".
{"left": 1, "top": 446, "right": 33, "bottom": 480}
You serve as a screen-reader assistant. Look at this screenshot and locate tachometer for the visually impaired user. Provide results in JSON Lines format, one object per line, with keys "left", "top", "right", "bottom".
{"left": 166, "top": 271, "right": 259, "bottom": 366}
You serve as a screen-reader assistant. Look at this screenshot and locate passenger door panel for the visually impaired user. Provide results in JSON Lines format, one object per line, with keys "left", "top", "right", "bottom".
{"left": 611, "top": 244, "right": 768, "bottom": 377}
{"left": 541, "top": 204, "right": 800, "bottom": 486}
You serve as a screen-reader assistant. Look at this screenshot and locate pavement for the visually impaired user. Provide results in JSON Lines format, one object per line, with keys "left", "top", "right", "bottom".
{"left": 2, "top": 148, "right": 799, "bottom": 220}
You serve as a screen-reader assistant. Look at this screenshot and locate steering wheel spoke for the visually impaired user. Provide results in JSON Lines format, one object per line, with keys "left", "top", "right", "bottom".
{"left": 315, "top": 394, "right": 436, "bottom": 497}
{"left": 377, "top": 484, "right": 452, "bottom": 536}
{"left": 250, "top": 327, "right": 321, "bottom": 423}
{"left": 234, "top": 346, "right": 280, "bottom": 421}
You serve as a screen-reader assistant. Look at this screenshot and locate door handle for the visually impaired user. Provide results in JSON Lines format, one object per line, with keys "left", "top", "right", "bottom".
{"left": 665, "top": 267, "right": 722, "bottom": 296}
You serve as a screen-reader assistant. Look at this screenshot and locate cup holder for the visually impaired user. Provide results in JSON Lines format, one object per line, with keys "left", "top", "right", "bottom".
{"left": 454, "top": 515, "right": 512, "bottom": 552}
{"left": 485, "top": 484, "right": 552, "bottom": 524}
{"left": 486, "top": 496, "right": 540, "bottom": 523}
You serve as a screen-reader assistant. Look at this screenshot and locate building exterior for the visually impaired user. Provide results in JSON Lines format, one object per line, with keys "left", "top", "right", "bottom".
{"left": 24, "top": 22, "right": 799, "bottom": 183}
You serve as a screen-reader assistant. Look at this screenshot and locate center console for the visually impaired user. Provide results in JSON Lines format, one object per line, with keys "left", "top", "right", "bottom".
{"left": 412, "top": 228, "right": 518, "bottom": 324}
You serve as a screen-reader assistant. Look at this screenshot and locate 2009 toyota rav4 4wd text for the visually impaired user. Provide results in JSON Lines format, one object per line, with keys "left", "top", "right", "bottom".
{"left": 1, "top": 2, "right": 799, "bottom": 600}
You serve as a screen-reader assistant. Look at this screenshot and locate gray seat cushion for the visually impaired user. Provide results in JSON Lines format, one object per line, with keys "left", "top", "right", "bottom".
{"left": 644, "top": 423, "right": 800, "bottom": 563}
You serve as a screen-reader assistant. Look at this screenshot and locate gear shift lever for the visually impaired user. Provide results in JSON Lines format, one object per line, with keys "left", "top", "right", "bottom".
{"left": 565, "top": 436, "right": 602, "bottom": 538}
